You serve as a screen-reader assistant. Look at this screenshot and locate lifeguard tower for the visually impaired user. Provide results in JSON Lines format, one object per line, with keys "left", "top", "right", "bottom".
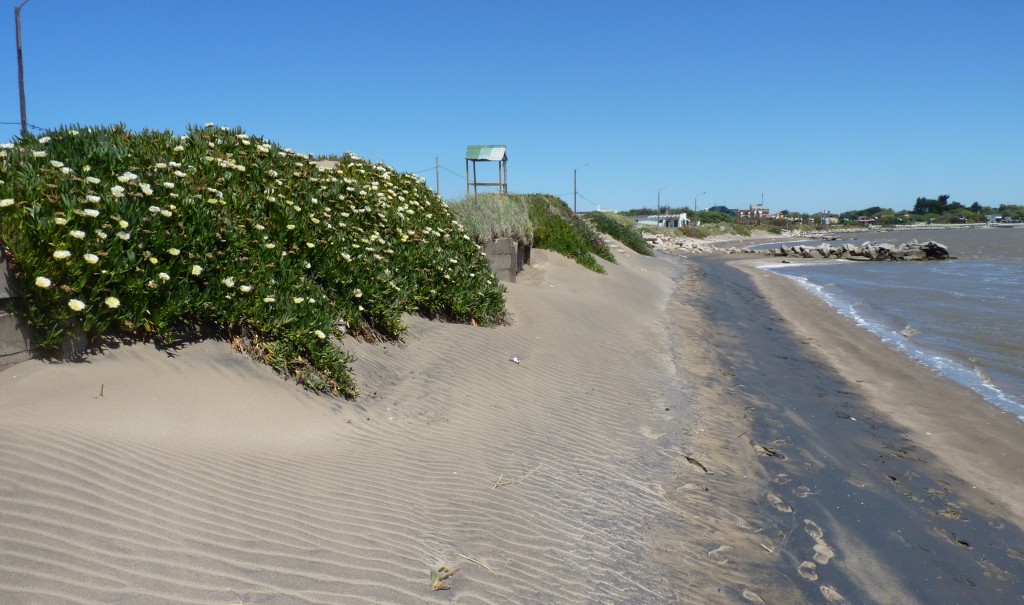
{"left": 465, "top": 145, "right": 508, "bottom": 196}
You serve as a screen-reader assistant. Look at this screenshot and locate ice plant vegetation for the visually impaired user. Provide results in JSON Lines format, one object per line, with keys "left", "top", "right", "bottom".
{"left": 0, "top": 124, "right": 506, "bottom": 396}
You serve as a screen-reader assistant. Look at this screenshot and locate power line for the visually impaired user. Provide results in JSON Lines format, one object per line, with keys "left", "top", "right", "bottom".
{"left": 0, "top": 121, "right": 46, "bottom": 131}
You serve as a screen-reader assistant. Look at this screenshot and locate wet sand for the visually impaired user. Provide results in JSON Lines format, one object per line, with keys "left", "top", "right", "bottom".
{"left": 1, "top": 244, "right": 1022, "bottom": 604}
{"left": 659, "top": 253, "right": 1024, "bottom": 603}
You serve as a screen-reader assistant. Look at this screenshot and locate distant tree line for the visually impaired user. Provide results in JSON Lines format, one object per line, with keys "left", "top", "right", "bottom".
{"left": 621, "top": 197, "right": 1024, "bottom": 226}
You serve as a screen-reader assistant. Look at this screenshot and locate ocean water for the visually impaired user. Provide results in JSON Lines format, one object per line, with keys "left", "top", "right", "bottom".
{"left": 757, "top": 227, "right": 1024, "bottom": 420}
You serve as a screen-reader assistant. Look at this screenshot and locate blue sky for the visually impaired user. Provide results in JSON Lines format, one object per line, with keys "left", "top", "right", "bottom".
{"left": 2, "top": 0, "right": 1021, "bottom": 214}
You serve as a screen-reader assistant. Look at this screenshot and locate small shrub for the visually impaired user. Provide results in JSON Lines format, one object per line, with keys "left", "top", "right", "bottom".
{"left": 518, "top": 194, "right": 613, "bottom": 272}
{"left": 586, "top": 211, "right": 653, "bottom": 256}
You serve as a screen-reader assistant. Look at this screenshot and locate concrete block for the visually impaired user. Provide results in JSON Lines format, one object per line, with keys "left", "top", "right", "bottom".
{"left": 1, "top": 256, "right": 17, "bottom": 299}
{"left": 0, "top": 311, "right": 34, "bottom": 366}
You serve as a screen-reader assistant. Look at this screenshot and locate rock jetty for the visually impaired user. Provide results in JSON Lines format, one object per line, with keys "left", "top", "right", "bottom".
{"left": 642, "top": 232, "right": 953, "bottom": 261}
{"left": 765, "top": 240, "right": 952, "bottom": 261}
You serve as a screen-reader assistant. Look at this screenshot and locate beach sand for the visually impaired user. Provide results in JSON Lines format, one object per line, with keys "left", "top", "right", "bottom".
{"left": 1, "top": 244, "right": 1023, "bottom": 603}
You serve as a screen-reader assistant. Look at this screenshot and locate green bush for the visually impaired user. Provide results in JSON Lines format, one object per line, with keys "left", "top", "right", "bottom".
{"left": 586, "top": 211, "right": 653, "bottom": 256}
{"left": 696, "top": 210, "right": 734, "bottom": 224}
{"left": 518, "top": 194, "right": 613, "bottom": 273}
{"left": 0, "top": 124, "right": 506, "bottom": 397}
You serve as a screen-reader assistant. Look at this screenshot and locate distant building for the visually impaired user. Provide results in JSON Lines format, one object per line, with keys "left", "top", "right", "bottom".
{"left": 820, "top": 212, "right": 840, "bottom": 225}
{"left": 736, "top": 203, "right": 772, "bottom": 223}
{"left": 635, "top": 213, "right": 689, "bottom": 228}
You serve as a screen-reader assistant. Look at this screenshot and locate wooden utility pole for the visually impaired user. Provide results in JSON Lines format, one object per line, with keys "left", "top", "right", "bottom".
{"left": 15, "top": 0, "right": 31, "bottom": 138}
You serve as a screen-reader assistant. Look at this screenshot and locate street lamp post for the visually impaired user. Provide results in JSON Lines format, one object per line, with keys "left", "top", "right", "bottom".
{"left": 694, "top": 191, "right": 705, "bottom": 213}
{"left": 573, "top": 163, "right": 588, "bottom": 215}
{"left": 15, "top": 0, "right": 32, "bottom": 138}
{"left": 657, "top": 186, "right": 668, "bottom": 227}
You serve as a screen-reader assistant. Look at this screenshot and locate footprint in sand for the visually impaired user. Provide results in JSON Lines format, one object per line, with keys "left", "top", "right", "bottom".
{"left": 820, "top": 584, "right": 848, "bottom": 603}
{"left": 804, "top": 520, "right": 836, "bottom": 565}
{"left": 707, "top": 545, "right": 733, "bottom": 564}
{"left": 793, "top": 485, "right": 818, "bottom": 498}
{"left": 741, "top": 589, "right": 767, "bottom": 603}
{"left": 772, "top": 472, "right": 791, "bottom": 485}
{"left": 804, "top": 519, "right": 825, "bottom": 540}
{"left": 813, "top": 543, "right": 836, "bottom": 565}
{"left": 798, "top": 561, "right": 819, "bottom": 581}
{"left": 767, "top": 492, "right": 792, "bottom": 513}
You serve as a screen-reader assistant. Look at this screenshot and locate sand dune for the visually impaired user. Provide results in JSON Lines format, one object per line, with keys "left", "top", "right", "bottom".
{"left": 2, "top": 247, "right": 773, "bottom": 604}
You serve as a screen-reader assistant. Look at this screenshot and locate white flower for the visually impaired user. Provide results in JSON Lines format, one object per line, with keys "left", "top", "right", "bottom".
{"left": 117, "top": 171, "right": 137, "bottom": 183}
{"left": 83, "top": 208, "right": 100, "bottom": 218}
{"left": 286, "top": 224, "right": 295, "bottom": 230}
{"left": 38, "top": 136, "right": 51, "bottom": 144}
{"left": 94, "top": 230, "right": 107, "bottom": 240}
{"left": 32, "top": 150, "right": 47, "bottom": 158}
{"left": 34, "top": 276, "right": 51, "bottom": 288}
{"left": 86, "top": 176, "right": 101, "bottom": 184}
{"left": 53, "top": 250, "right": 71, "bottom": 260}
{"left": 158, "top": 272, "right": 170, "bottom": 281}
{"left": 353, "top": 289, "right": 363, "bottom": 298}
{"left": 341, "top": 252, "right": 351, "bottom": 262}
{"left": 104, "top": 296, "right": 120, "bottom": 309}
{"left": 83, "top": 253, "right": 99, "bottom": 264}
{"left": 263, "top": 296, "right": 275, "bottom": 303}
{"left": 173, "top": 145, "right": 185, "bottom": 152}
{"left": 293, "top": 297, "right": 304, "bottom": 304}
{"left": 110, "top": 185, "right": 125, "bottom": 198}
{"left": 116, "top": 231, "right": 130, "bottom": 240}
{"left": 68, "top": 299, "right": 86, "bottom": 311}
{"left": 50, "top": 160, "right": 64, "bottom": 168}
{"left": 149, "top": 257, "right": 159, "bottom": 265}
{"left": 306, "top": 242, "right": 315, "bottom": 249}
{"left": 239, "top": 285, "right": 252, "bottom": 293}
{"left": 174, "top": 170, "right": 187, "bottom": 178}
{"left": 255, "top": 224, "right": 265, "bottom": 231}
{"left": 222, "top": 277, "right": 235, "bottom": 288}
{"left": 160, "top": 209, "right": 172, "bottom": 217}
{"left": 70, "top": 230, "right": 86, "bottom": 239}
{"left": 118, "top": 219, "right": 129, "bottom": 228}
{"left": 162, "top": 182, "right": 174, "bottom": 189}
{"left": 85, "top": 195, "right": 101, "bottom": 203}
{"left": 0, "top": 198, "right": 13, "bottom": 208}
{"left": 149, "top": 206, "right": 161, "bottom": 214}
{"left": 190, "top": 265, "right": 203, "bottom": 276}
{"left": 314, "top": 330, "right": 326, "bottom": 339}
{"left": 54, "top": 217, "right": 67, "bottom": 225}
{"left": 139, "top": 183, "right": 153, "bottom": 196}
{"left": 265, "top": 243, "right": 276, "bottom": 249}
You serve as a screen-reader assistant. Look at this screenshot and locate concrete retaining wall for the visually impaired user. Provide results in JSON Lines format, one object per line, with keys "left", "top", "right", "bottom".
{"left": 0, "top": 255, "right": 35, "bottom": 367}
{"left": 481, "top": 238, "right": 530, "bottom": 283}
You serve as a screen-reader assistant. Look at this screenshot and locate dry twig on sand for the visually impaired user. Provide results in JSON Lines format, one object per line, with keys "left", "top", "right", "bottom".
{"left": 456, "top": 552, "right": 495, "bottom": 573}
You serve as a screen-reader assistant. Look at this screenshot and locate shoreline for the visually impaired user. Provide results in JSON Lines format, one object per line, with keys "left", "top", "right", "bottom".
{"left": 667, "top": 252, "right": 1024, "bottom": 602}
